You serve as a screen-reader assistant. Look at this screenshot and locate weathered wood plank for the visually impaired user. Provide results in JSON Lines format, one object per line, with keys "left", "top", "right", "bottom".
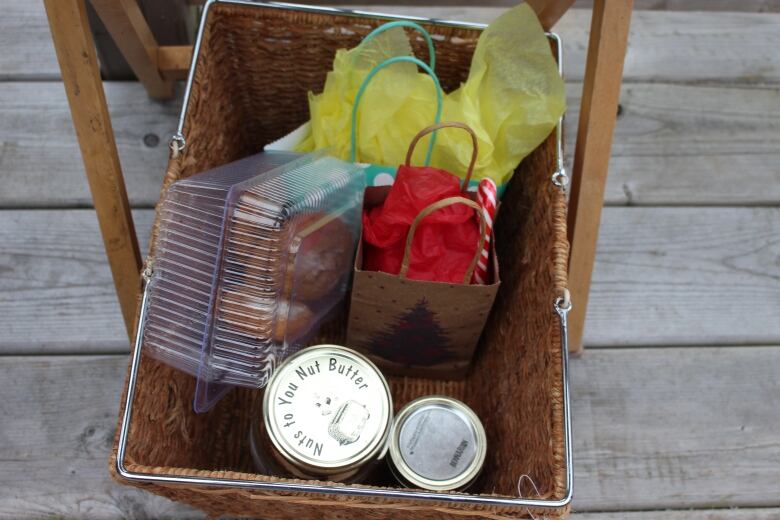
{"left": 0, "top": 1, "right": 61, "bottom": 80}
{"left": 572, "top": 347, "right": 780, "bottom": 510}
{"left": 1, "top": 348, "right": 778, "bottom": 516}
{"left": 570, "top": 83, "right": 780, "bottom": 206}
{"left": 586, "top": 206, "right": 780, "bottom": 347}
{"left": 0, "top": 355, "right": 204, "bottom": 519}
{"left": 0, "top": 82, "right": 179, "bottom": 209}
{"left": 6, "top": 2, "right": 780, "bottom": 83}
{"left": 0, "top": 210, "right": 152, "bottom": 353}
{"left": 1, "top": 207, "right": 778, "bottom": 352}
{"left": 2, "top": 81, "right": 779, "bottom": 208}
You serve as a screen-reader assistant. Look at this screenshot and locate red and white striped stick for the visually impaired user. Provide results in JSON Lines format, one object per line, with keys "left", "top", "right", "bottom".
{"left": 472, "top": 178, "right": 497, "bottom": 285}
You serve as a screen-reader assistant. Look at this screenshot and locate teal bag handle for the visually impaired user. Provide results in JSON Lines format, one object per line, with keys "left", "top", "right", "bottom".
{"left": 359, "top": 21, "right": 436, "bottom": 71}
{"left": 350, "top": 56, "right": 443, "bottom": 164}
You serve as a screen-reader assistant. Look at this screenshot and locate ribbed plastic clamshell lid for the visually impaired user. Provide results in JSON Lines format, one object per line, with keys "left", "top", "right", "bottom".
{"left": 142, "top": 151, "right": 364, "bottom": 411}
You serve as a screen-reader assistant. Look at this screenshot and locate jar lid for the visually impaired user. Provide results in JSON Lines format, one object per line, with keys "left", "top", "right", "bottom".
{"left": 389, "top": 396, "right": 486, "bottom": 491}
{"left": 263, "top": 345, "right": 393, "bottom": 476}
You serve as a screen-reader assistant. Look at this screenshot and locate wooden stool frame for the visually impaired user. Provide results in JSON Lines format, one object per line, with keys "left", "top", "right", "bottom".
{"left": 43, "top": 0, "right": 632, "bottom": 354}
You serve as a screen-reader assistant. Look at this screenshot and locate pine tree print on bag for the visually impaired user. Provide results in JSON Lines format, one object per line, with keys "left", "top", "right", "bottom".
{"left": 369, "top": 298, "right": 456, "bottom": 367}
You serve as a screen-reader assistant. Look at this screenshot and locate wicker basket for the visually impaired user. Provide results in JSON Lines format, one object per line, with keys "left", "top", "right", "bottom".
{"left": 110, "top": 2, "right": 572, "bottom": 519}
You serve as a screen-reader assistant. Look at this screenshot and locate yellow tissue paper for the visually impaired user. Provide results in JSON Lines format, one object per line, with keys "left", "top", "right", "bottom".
{"left": 295, "top": 4, "right": 566, "bottom": 190}
{"left": 295, "top": 24, "right": 440, "bottom": 166}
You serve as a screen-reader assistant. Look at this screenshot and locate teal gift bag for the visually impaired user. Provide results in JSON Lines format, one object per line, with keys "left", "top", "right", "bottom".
{"left": 345, "top": 21, "right": 444, "bottom": 186}
{"left": 350, "top": 53, "right": 443, "bottom": 187}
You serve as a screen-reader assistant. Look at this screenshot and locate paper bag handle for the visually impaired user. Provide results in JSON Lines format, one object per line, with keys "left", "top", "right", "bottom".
{"left": 405, "top": 121, "right": 478, "bottom": 193}
{"left": 399, "top": 196, "right": 487, "bottom": 285}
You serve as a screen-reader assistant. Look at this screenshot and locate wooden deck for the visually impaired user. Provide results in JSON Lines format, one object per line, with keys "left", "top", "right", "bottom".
{"left": 1, "top": 2, "right": 779, "bottom": 519}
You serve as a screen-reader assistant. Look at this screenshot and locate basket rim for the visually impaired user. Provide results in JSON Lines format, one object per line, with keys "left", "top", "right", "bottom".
{"left": 123, "top": 0, "right": 573, "bottom": 513}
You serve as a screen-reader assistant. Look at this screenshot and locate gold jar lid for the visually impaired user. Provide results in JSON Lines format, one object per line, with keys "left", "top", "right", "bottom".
{"left": 389, "top": 396, "right": 486, "bottom": 491}
{"left": 263, "top": 345, "right": 393, "bottom": 479}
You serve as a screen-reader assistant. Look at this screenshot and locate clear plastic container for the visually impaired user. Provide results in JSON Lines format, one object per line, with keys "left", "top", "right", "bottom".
{"left": 142, "top": 151, "right": 365, "bottom": 411}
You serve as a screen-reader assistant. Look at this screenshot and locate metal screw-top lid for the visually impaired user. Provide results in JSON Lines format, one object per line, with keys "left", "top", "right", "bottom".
{"left": 389, "top": 396, "right": 486, "bottom": 491}
{"left": 264, "top": 345, "right": 393, "bottom": 478}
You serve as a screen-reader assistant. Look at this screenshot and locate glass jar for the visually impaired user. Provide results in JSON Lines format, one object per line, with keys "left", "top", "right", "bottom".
{"left": 388, "top": 396, "right": 486, "bottom": 491}
{"left": 251, "top": 344, "right": 393, "bottom": 482}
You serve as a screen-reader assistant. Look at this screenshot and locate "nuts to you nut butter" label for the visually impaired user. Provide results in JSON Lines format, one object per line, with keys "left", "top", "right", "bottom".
{"left": 266, "top": 348, "right": 392, "bottom": 469}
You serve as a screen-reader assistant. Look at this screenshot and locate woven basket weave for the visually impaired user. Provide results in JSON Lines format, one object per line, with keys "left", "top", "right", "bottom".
{"left": 110, "top": 3, "right": 571, "bottom": 519}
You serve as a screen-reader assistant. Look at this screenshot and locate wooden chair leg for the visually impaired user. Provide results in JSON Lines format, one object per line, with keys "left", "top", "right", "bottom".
{"left": 525, "top": 0, "right": 577, "bottom": 30}
{"left": 89, "top": 0, "right": 175, "bottom": 99}
{"left": 567, "top": 0, "right": 633, "bottom": 354}
{"left": 44, "top": 0, "right": 141, "bottom": 341}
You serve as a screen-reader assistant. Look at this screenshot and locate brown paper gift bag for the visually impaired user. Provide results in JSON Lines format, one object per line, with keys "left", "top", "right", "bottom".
{"left": 347, "top": 122, "right": 500, "bottom": 379}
